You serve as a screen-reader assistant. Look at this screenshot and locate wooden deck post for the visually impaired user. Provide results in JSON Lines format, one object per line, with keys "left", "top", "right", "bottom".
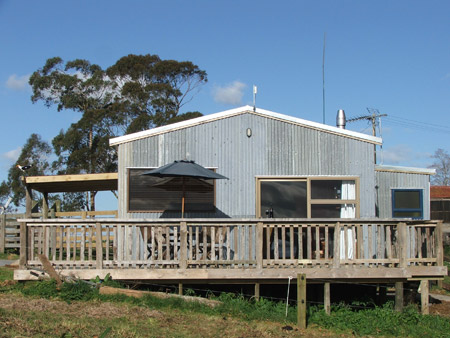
{"left": 19, "top": 221, "right": 28, "bottom": 268}
{"left": 420, "top": 280, "right": 429, "bottom": 315}
{"left": 25, "top": 184, "right": 32, "bottom": 218}
{"left": 297, "top": 273, "right": 307, "bottom": 329}
{"left": 256, "top": 222, "right": 263, "bottom": 270}
{"left": 255, "top": 282, "right": 260, "bottom": 301}
{"left": 0, "top": 214, "right": 5, "bottom": 254}
{"left": 436, "top": 222, "right": 444, "bottom": 288}
{"left": 178, "top": 283, "right": 183, "bottom": 296}
{"left": 333, "top": 222, "right": 341, "bottom": 268}
{"left": 180, "top": 221, "right": 187, "bottom": 269}
{"left": 42, "top": 192, "right": 49, "bottom": 219}
{"left": 324, "top": 282, "right": 330, "bottom": 315}
{"left": 395, "top": 282, "right": 404, "bottom": 311}
{"left": 398, "top": 222, "right": 407, "bottom": 268}
{"left": 95, "top": 222, "right": 103, "bottom": 269}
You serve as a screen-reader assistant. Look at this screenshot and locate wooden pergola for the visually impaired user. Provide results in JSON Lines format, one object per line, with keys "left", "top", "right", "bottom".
{"left": 23, "top": 173, "right": 118, "bottom": 218}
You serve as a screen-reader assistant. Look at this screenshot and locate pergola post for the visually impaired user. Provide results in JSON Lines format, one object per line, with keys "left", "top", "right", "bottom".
{"left": 42, "top": 192, "right": 49, "bottom": 219}
{"left": 25, "top": 184, "right": 32, "bottom": 218}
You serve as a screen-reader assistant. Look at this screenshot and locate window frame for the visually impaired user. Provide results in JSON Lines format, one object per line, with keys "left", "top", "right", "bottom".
{"left": 127, "top": 167, "right": 218, "bottom": 213}
{"left": 391, "top": 189, "right": 423, "bottom": 219}
{"left": 256, "top": 176, "right": 360, "bottom": 218}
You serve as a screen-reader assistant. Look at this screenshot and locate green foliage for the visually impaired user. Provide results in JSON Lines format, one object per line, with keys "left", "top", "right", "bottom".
{"left": 106, "top": 54, "right": 207, "bottom": 134}
{"left": 0, "top": 267, "right": 13, "bottom": 281}
{"left": 0, "top": 133, "right": 52, "bottom": 209}
{"left": 308, "top": 301, "right": 450, "bottom": 337}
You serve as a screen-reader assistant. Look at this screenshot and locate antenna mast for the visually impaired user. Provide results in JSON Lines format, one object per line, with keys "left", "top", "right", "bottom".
{"left": 253, "top": 85, "right": 257, "bottom": 112}
{"left": 322, "top": 32, "right": 326, "bottom": 124}
{"left": 346, "top": 108, "right": 387, "bottom": 164}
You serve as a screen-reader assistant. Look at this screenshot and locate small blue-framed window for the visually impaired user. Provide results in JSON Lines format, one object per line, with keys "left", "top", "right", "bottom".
{"left": 391, "top": 189, "right": 423, "bottom": 219}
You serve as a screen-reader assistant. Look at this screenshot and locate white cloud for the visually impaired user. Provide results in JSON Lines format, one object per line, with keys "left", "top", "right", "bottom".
{"left": 2, "top": 147, "right": 21, "bottom": 162}
{"left": 213, "top": 81, "right": 246, "bottom": 105}
{"left": 381, "top": 144, "right": 429, "bottom": 165}
{"left": 6, "top": 74, "right": 30, "bottom": 91}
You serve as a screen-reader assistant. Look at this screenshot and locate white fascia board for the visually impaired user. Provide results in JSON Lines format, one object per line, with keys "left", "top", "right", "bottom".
{"left": 376, "top": 165, "right": 436, "bottom": 175}
{"left": 109, "top": 105, "right": 383, "bottom": 146}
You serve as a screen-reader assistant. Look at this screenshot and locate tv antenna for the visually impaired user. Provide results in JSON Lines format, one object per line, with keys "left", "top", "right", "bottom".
{"left": 346, "top": 108, "right": 387, "bottom": 164}
{"left": 253, "top": 85, "right": 257, "bottom": 112}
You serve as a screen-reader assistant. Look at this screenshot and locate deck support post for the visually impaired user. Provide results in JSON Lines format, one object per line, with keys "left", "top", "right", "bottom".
{"left": 25, "top": 184, "right": 32, "bottom": 218}
{"left": 256, "top": 222, "right": 263, "bottom": 270}
{"left": 297, "top": 273, "right": 307, "bottom": 329}
{"left": 324, "top": 282, "right": 330, "bottom": 315}
{"left": 42, "top": 192, "right": 49, "bottom": 219}
{"left": 395, "top": 282, "right": 404, "bottom": 311}
{"left": 19, "top": 221, "right": 28, "bottom": 268}
{"left": 254, "top": 282, "right": 260, "bottom": 301}
{"left": 333, "top": 223, "right": 341, "bottom": 268}
{"left": 95, "top": 222, "right": 103, "bottom": 269}
{"left": 436, "top": 222, "right": 444, "bottom": 288}
{"left": 0, "top": 214, "right": 5, "bottom": 254}
{"left": 420, "top": 280, "right": 429, "bottom": 315}
{"left": 180, "top": 222, "right": 187, "bottom": 269}
{"left": 178, "top": 283, "right": 183, "bottom": 296}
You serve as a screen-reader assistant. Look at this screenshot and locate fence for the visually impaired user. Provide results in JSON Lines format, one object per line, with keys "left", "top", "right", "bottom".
{"left": 19, "top": 219, "right": 445, "bottom": 281}
{"left": 0, "top": 211, "right": 117, "bottom": 254}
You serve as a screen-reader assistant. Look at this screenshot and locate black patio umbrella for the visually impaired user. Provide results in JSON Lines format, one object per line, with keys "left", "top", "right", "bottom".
{"left": 142, "top": 160, "right": 228, "bottom": 217}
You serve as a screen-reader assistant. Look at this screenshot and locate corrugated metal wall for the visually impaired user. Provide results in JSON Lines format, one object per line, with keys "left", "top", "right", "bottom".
{"left": 117, "top": 113, "right": 376, "bottom": 218}
{"left": 375, "top": 170, "right": 431, "bottom": 219}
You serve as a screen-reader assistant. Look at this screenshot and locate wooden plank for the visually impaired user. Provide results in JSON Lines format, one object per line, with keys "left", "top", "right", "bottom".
{"left": 274, "top": 225, "right": 279, "bottom": 260}
{"left": 179, "top": 222, "right": 187, "bottom": 269}
{"left": 315, "top": 225, "right": 320, "bottom": 259}
{"left": 324, "top": 282, "right": 330, "bottom": 315}
{"left": 256, "top": 222, "right": 264, "bottom": 270}
{"left": 395, "top": 281, "right": 403, "bottom": 312}
{"left": 0, "top": 214, "right": 5, "bottom": 254}
{"left": 96, "top": 222, "right": 103, "bottom": 269}
{"left": 307, "top": 226, "right": 311, "bottom": 260}
{"left": 333, "top": 223, "right": 340, "bottom": 268}
{"left": 325, "top": 226, "right": 329, "bottom": 259}
{"left": 386, "top": 225, "right": 392, "bottom": 260}
{"left": 281, "top": 225, "right": 286, "bottom": 260}
{"left": 19, "top": 222, "right": 27, "bottom": 268}
{"left": 298, "top": 226, "right": 303, "bottom": 259}
{"left": 420, "top": 280, "right": 429, "bottom": 315}
{"left": 297, "top": 273, "right": 307, "bottom": 329}
{"left": 398, "top": 223, "right": 407, "bottom": 268}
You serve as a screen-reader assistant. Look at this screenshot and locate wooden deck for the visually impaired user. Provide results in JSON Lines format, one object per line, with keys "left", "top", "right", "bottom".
{"left": 14, "top": 218, "right": 447, "bottom": 283}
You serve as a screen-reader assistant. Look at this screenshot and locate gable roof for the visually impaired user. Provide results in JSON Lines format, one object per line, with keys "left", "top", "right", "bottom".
{"left": 109, "top": 105, "right": 383, "bottom": 146}
{"left": 375, "top": 165, "right": 436, "bottom": 175}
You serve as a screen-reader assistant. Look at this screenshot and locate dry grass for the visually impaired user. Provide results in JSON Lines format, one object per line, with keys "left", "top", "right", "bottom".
{"left": 0, "top": 293, "right": 342, "bottom": 337}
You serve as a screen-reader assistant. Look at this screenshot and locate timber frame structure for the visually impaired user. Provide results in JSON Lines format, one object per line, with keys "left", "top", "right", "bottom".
{"left": 15, "top": 217, "right": 447, "bottom": 313}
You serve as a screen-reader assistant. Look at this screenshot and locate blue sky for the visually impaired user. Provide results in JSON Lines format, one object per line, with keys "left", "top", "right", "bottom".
{"left": 0, "top": 0, "right": 449, "bottom": 209}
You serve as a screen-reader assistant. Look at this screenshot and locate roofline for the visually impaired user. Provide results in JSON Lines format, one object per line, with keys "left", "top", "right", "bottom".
{"left": 375, "top": 165, "right": 435, "bottom": 175}
{"left": 109, "top": 105, "right": 383, "bottom": 146}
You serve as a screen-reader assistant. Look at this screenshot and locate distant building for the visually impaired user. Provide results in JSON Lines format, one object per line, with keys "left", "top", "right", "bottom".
{"left": 431, "top": 186, "right": 450, "bottom": 224}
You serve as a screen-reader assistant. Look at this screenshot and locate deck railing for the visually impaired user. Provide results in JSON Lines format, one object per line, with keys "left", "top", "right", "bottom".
{"left": 19, "top": 219, "right": 444, "bottom": 272}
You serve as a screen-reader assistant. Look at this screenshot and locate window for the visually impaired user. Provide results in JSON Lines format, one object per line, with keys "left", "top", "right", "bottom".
{"left": 128, "top": 168, "right": 216, "bottom": 213}
{"left": 392, "top": 189, "right": 423, "bottom": 219}
{"left": 257, "top": 177, "right": 359, "bottom": 218}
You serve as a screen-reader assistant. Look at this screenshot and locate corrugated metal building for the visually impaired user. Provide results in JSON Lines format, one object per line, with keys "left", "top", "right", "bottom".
{"left": 110, "top": 106, "right": 434, "bottom": 220}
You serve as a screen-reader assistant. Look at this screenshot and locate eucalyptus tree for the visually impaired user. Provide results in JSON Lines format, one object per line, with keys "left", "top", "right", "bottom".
{"left": 106, "top": 54, "right": 207, "bottom": 134}
{"left": 0, "top": 134, "right": 52, "bottom": 210}
{"left": 29, "top": 54, "right": 207, "bottom": 210}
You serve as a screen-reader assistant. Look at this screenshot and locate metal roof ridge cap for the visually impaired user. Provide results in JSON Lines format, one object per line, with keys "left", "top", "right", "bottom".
{"left": 253, "top": 107, "right": 382, "bottom": 144}
{"left": 375, "top": 164, "right": 436, "bottom": 175}
{"left": 109, "top": 105, "right": 253, "bottom": 146}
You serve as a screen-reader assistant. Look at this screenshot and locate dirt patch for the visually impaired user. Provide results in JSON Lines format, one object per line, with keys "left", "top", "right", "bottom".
{"left": 0, "top": 293, "right": 162, "bottom": 320}
{"left": 430, "top": 300, "right": 450, "bottom": 318}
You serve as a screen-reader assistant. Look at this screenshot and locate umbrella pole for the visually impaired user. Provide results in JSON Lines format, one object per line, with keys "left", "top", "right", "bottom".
{"left": 181, "top": 178, "right": 185, "bottom": 218}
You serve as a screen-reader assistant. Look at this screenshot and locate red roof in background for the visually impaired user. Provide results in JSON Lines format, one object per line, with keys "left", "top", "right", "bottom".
{"left": 431, "top": 186, "right": 450, "bottom": 199}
